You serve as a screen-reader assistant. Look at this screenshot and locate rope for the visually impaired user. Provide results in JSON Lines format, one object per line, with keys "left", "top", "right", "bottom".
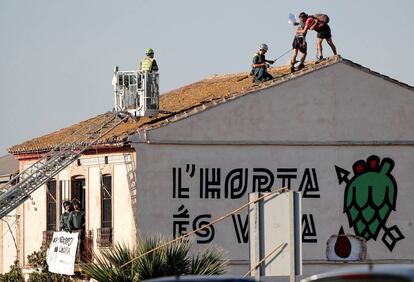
{"left": 273, "top": 47, "right": 294, "bottom": 62}
{"left": 120, "top": 187, "right": 289, "bottom": 269}
{"left": 243, "top": 242, "right": 287, "bottom": 277}
{"left": 1, "top": 218, "right": 18, "bottom": 255}
{"left": 96, "top": 147, "right": 111, "bottom": 197}
{"left": 46, "top": 184, "right": 57, "bottom": 203}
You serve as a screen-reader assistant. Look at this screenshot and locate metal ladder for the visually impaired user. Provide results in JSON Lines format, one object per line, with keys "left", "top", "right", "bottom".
{"left": 123, "top": 152, "right": 137, "bottom": 226}
{"left": 0, "top": 112, "right": 131, "bottom": 219}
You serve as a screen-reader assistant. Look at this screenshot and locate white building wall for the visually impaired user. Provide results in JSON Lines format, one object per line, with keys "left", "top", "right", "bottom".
{"left": 146, "top": 63, "right": 414, "bottom": 143}
{"left": 134, "top": 144, "right": 414, "bottom": 277}
{"left": 88, "top": 165, "right": 102, "bottom": 250}
{"left": 1, "top": 151, "right": 137, "bottom": 272}
{"left": 113, "top": 164, "right": 136, "bottom": 245}
{"left": 132, "top": 62, "right": 414, "bottom": 278}
{"left": 22, "top": 184, "right": 47, "bottom": 265}
{"left": 0, "top": 211, "right": 19, "bottom": 273}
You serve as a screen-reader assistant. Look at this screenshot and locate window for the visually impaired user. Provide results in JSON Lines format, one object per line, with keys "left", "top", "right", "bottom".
{"left": 59, "top": 180, "right": 70, "bottom": 215}
{"left": 46, "top": 180, "right": 57, "bottom": 231}
{"left": 101, "top": 175, "right": 112, "bottom": 228}
{"left": 97, "top": 175, "right": 113, "bottom": 248}
{"left": 71, "top": 176, "right": 86, "bottom": 211}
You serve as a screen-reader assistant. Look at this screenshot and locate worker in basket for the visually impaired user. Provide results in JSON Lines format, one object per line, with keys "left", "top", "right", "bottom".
{"left": 139, "top": 48, "right": 159, "bottom": 73}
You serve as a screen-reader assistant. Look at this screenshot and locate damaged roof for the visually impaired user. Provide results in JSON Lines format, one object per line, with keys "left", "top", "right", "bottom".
{"left": 8, "top": 55, "right": 413, "bottom": 155}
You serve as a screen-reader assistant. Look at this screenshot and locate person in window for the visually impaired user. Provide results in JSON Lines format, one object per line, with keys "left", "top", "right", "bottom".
{"left": 69, "top": 198, "right": 86, "bottom": 260}
{"left": 68, "top": 198, "right": 85, "bottom": 231}
{"left": 60, "top": 200, "right": 73, "bottom": 232}
{"left": 139, "top": 48, "right": 159, "bottom": 73}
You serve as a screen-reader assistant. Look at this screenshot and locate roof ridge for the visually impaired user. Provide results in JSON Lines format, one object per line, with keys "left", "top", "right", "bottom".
{"left": 139, "top": 56, "right": 343, "bottom": 132}
{"left": 10, "top": 54, "right": 414, "bottom": 155}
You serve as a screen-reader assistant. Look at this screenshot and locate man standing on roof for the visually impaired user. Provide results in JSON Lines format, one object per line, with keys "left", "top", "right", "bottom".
{"left": 139, "top": 48, "right": 159, "bottom": 72}
{"left": 299, "top": 12, "right": 337, "bottom": 62}
{"left": 290, "top": 13, "right": 308, "bottom": 72}
{"left": 251, "top": 44, "right": 275, "bottom": 84}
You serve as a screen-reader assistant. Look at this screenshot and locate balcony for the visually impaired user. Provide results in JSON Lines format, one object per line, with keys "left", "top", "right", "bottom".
{"left": 43, "top": 229, "right": 93, "bottom": 262}
{"left": 42, "top": 230, "right": 54, "bottom": 245}
{"left": 97, "top": 227, "right": 113, "bottom": 248}
{"left": 76, "top": 230, "right": 93, "bottom": 262}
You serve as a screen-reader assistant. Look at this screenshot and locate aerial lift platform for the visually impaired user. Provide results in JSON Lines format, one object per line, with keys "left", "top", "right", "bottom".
{"left": 0, "top": 68, "right": 159, "bottom": 219}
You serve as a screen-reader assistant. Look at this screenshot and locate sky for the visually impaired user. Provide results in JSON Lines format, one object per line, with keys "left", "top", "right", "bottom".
{"left": 1, "top": 0, "right": 413, "bottom": 155}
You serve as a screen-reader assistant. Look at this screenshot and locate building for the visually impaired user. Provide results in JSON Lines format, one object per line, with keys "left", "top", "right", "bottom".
{"left": 0, "top": 154, "right": 18, "bottom": 273}
{"left": 3, "top": 55, "right": 414, "bottom": 278}
{"left": 0, "top": 154, "right": 18, "bottom": 187}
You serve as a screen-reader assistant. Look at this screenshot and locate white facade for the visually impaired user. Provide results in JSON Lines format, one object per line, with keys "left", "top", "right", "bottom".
{"left": 2, "top": 59, "right": 414, "bottom": 279}
{"left": 131, "top": 61, "right": 414, "bottom": 278}
{"left": 0, "top": 211, "right": 19, "bottom": 273}
{"left": 0, "top": 151, "right": 137, "bottom": 272}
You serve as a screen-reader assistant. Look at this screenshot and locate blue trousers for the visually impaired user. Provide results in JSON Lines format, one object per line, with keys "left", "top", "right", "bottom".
{"left": 252, "top": 67, "right": 273, "bottom": 83}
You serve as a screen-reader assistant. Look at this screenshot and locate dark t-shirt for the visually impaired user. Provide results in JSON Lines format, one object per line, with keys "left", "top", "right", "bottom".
{"left": 69, "top": 210, "right": 85, "bottom": 230}
{"left": 60, "top": 212, "right": 71, "bottom": 231}
{"left": 252, "top": 53, "right": 265, "bottom": 67}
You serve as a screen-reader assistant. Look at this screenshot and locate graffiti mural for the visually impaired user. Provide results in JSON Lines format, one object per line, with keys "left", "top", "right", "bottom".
{"left": 172, "top": 165, "right": 321, "bottom": 244}
{"left": 326, "top": 227, "right": 366, "bottom": 261}
{"left": 335, "top": 155, "right": 405, "bottom": 251}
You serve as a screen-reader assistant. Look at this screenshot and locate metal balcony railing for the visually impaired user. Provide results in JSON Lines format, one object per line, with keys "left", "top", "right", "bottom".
{"left": 97, "top": 227, "right": 113, "bottom": 248}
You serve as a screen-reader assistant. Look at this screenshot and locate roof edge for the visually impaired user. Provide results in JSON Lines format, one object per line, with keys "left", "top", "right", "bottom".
{"left": 339, "top": 58, "right": 414, "bottom": 91}
{"left": 134, "top": 56, "right": 344, "bottom": 134}
{"left": 134, "top": 55, "right": 414, "bottom": 136}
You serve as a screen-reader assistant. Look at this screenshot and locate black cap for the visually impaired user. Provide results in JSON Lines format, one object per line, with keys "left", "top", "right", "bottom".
{"left": 63, "top": 200, "right": 72, "bottom": 207}
{"left": 299, "top": 12, "right": 308, "bottom": 18}
{"left": 72, "top": 198, "right": 81, "bottom": 205}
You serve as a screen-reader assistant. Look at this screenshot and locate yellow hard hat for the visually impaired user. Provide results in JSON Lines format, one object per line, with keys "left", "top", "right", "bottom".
{"left": 146, "top": 48, "right": 154, "bottom": 55}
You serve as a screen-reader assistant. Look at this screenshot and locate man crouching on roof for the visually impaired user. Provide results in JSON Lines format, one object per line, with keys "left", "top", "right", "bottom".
{"left": 251, "top": 43, "right": 275, "bottom": 84}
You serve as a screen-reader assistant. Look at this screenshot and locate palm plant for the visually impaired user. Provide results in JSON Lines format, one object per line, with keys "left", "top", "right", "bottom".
{"left": 81, "top": 243, "right": 136, "bottom": 282}
{"left": 81, "top": 236, "right": 228, "bottom": 282}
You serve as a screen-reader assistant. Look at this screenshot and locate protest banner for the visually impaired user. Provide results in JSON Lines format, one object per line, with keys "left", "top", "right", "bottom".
{"left": 46, "top": 231, "right": 79, "bottom": 275}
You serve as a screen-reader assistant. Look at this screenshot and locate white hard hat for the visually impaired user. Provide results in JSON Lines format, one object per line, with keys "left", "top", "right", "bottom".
{"left": 259, "top": 43, "right": 268, "bottom": 51}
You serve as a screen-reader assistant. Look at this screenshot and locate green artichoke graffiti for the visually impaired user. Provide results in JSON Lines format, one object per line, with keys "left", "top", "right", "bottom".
{"left": 335, "top": 155, "right": 405, "bottom": 251}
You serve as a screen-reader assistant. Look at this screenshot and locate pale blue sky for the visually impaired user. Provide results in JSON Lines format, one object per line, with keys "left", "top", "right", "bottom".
{"left": 1, "top": 0, "right": 413, "bottom": 155}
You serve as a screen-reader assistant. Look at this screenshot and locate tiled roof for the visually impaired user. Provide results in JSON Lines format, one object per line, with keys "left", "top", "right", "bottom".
{"left": 9, "top": 55, "right": 413, "bottom": 155}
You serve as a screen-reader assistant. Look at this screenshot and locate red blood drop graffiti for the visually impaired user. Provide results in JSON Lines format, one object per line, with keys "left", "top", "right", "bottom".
{"left": 334, "top": 226, "right": 351, "bottom": 258}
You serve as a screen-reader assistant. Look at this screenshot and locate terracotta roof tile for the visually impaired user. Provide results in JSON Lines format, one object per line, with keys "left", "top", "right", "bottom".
{"left": 12, "top": 55, "right": 409, "bottom": 155}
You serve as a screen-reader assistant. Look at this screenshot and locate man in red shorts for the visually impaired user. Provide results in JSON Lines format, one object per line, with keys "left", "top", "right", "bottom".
{"left": 298, "top": 12, "right": 337, "bottom": 62}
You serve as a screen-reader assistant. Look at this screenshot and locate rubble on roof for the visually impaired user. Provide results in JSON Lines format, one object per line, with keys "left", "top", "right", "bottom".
{"left": 12, "top": 55, "right": 404, "bottom": 155}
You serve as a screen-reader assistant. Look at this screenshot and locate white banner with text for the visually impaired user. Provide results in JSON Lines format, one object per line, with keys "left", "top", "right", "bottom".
{"left": 46, "top": 231, "right": 79, "bottom": 275}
